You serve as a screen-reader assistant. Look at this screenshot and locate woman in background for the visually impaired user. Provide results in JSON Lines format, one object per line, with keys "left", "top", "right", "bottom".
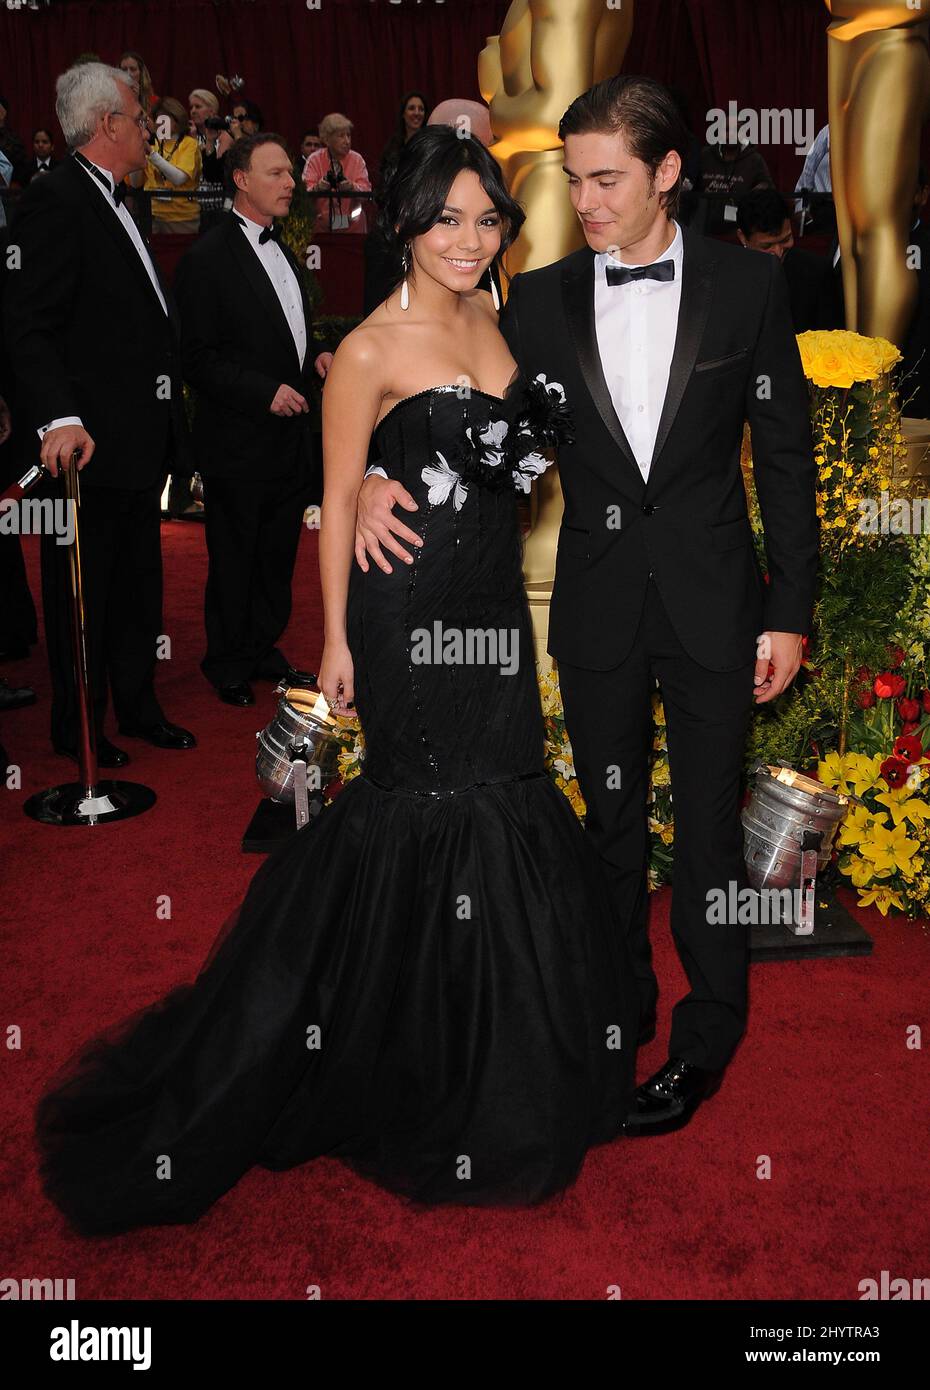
{"left": 142, "top": 97, "right": 202, "bottom": 235}
{"left": 119, "top": 51, "right": 157, "bottom": 116}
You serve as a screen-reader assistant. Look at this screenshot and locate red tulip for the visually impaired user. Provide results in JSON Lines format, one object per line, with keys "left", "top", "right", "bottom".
{"left": 922, "top": 688, "right": 930, "bottom": 714}
{"left": 901, "top": 721, "right": 921, "bottom": 737}
{"left": 897, "top": 697, "right": 921, "bottom": 722}
{"left": 856, "top": 688, "right": 876, "bottom": 709}
{"left": 874, "top": 672, "right": 906, "bottom": 699}
{"left": 886, "top": 644, "right": 906, "bottom": 668}
{"left": 893, "top": 734, "right": 924, "bottom": 763}
{"left": 880, "top": 757, "right": 910, "bottom": 789}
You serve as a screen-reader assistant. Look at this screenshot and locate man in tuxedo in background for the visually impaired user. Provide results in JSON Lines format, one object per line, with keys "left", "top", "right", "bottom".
{"left": 176, "top": 133, "right": 330, "bottom": 707}
{"left": 2, "top": 62, "right": 195, "bottom": 763}
{"left": 736, "top": 188, "right": 841, "bottom": 333}
{"left": 356, "top": 75, "right": 819, "bottom": 1137}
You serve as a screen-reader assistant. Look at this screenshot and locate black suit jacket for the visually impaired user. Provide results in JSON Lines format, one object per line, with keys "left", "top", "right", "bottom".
{"left": 1, "top": 156, "right": 185, "bottom": 490}
{"left": 174, "top": 211, "right": 315, "bottom": 481}
{"left": 501, "top": 226, "right": 819, "bottom": 672}
{"left": 15, "top": 156, "right": 60, "bottom": 185}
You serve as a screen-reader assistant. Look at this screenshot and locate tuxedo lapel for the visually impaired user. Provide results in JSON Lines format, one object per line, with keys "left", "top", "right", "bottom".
{"left": 64, "top": 159, "right": 167, "bottom": 321}
{"left": 648, "top": 227, "right": 715, "bottom": 474}
{"left": 561, "top": 248, "right": 643, "bottom": 488}
{"left": 226, "top": 216, "right": 302, "bottom": 370}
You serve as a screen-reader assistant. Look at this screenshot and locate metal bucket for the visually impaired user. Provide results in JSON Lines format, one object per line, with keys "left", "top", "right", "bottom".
{"left": 741, "top": 764, "right": 850, "bottom": 892}
{"left": 256, "top": 681, "right": 343, "bottom": 804}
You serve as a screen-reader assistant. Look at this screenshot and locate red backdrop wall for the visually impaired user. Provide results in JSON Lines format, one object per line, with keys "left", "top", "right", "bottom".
{"left": 1, "top": 0, "right": 831, "bottom": 194}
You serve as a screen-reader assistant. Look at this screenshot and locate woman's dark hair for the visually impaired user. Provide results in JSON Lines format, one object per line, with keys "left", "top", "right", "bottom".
{"left": 394, "top": 90, "right": 429, "bottom": 143}
{"left": 378, "top": 124, "right": 524, "bottom": 293}
{"left": 558, "top": 74, "right": 689, "bottom": 221}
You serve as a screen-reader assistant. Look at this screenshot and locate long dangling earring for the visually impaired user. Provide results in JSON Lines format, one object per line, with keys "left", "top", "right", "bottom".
{"left": 490, "top": 264, "right": 501, "bottom": 313}
{"left": 400, "top": 244, "right": 411, "bottom": 311}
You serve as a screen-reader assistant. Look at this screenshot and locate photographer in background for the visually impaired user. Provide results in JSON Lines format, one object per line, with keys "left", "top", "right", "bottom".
{"left": 302, "top": 112, "right": 370, "bottom": 232}
{"left": 139, "top": 97, "right": 202, "bottom": 235}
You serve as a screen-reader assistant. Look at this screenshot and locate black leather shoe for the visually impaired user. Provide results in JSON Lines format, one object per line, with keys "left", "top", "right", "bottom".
{"left": 623, "top": 1057, "right": 723, "bottom": 1137}
{"left": 119, "top": 721, "right": 197, "bottom": 749}
{"left": 0, "top": 676, "right": 36, "bottom": 711}
{"left": 218, "top": 681, "right": 255, "bottom": 707}
{"left": 54, "top": 736, "right": 130, "bottom": 768}
{"left": 638, "top": 1010, "right": 657, "bottom": 1045}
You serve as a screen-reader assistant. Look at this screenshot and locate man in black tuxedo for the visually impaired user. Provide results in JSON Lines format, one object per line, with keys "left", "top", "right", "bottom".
{"left": 355, "top": 75, "right": 819, "bottom": 1137}
{"left": 2, "top": 62, "right": 195, "bottom": 763}
{"left": 175, "top": 133, "right": 330, "bottom": 707}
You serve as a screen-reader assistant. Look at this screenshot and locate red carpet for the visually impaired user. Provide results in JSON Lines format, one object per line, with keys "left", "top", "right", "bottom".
{"left": 1, "top": 521, "right": 927, "bottom": 1299}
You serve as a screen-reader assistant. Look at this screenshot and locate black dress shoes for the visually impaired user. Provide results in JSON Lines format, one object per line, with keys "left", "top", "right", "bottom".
{"left": 119, "top": 721, "right": 197, "bottom": 750}
{"left": 54, "top": 736, "right": 130, "bottom": 768}
{"left": 623, "top": 1057, "right": 723, "bottom": 1138}
{"left": 218, "top": 681, "right": 255, "bottom": 707}
{"left": 0, "top": 676, "right": 36, "bottom": 711}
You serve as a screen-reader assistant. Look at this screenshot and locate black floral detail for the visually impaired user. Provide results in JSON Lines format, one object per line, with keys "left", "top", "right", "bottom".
{"left": 443, "top": 375, "right": 576, "bottom": 498}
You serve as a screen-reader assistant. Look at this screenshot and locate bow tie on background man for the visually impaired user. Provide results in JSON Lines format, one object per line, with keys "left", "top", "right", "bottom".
{"left": 234, "top": 212, "right": 281, "bottom": 245}
{"left": 606, "top": 258, "right": 675, "bottom": 287}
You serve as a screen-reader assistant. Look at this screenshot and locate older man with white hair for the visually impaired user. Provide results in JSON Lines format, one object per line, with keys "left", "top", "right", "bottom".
{"left": 2, "top": 62, "right": 195, "bottom": 763}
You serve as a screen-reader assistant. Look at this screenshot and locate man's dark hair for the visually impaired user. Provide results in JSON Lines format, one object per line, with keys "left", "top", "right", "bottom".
{"left": 379, "top": 123, "right": 525, "bottom": 293}
{"left": 736, "top": 187, "right": 792, "bottom": 239}
{"left": 33, "top": 127, "right": 54, "bottom": 143}
{"left": 227, "top": 131, "right": 292, "bottom": 182}
{"left": 557, "top": 74, "right": 689, "bottom": 220}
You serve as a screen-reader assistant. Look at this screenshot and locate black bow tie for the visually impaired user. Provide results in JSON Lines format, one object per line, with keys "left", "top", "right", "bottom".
{"left": 605, "top": 258, "right": 675, "bottom": 287}
{"left": 74, "top": 152, "right": 125, "bottom": 206}
{"left": 234, "top": 213, "right": 280, "bottom": 245}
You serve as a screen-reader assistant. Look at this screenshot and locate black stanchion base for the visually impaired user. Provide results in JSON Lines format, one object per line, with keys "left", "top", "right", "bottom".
{"left": 749, "top": 884, "right": 873, "bottom": 961}
{"left": 241, "top": 795, "right": 323, "bottom": 853}
{"left": 24, "top": 780, "right": 157, "bottom": 826}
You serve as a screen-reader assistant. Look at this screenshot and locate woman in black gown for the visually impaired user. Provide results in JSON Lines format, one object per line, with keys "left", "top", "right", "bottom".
{"left": 34, "top": 127, "right": 639, "bottom": 1235}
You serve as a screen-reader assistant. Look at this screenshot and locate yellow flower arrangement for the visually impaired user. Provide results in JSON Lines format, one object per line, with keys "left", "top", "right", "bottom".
{"left": 797, "top": 330, "right": 901, "bottom": 388}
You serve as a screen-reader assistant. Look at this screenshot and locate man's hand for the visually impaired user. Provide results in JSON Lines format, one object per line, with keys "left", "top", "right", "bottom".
{"left": 0, "top": 395, "right": 11, "bottom": 446}
{"left": 314, "top": 352, "right": 334, "bottom": 379}
{"left": 40, "top": 424, "right": 95, "bottom": 476}
{"left": 754, "top": 630, "right": 803, "bottom": 704}
{"left": 355, "top": 473, "right": 423, "bottom": 573}
{"left": 270, "top": 385, "right": 309, "bottom": 417}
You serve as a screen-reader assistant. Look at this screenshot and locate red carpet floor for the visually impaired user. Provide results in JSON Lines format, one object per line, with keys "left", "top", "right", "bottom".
{"left": 1, "top": 521, "right": 928, "bottom": 1300}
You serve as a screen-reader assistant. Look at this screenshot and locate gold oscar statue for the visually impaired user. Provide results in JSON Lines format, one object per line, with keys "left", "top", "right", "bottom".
{"left": 478, "top": 0, "right": 634, "bottom": 666}
{"left": 826, "top": 0, "right": 930, "bottom": 346}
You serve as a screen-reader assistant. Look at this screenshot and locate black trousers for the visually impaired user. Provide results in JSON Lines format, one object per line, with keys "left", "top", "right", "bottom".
{"left": 557, "top": 576, "right": 757, "bottom": 1072}
{"left": 41, "top": 481, "right": 166, "bottom": 748}
{"left": 200, "top": 468, "right": 309, "bottom": 689}
{"left": 0, "top": 528, "right": 38, "bottom": 652}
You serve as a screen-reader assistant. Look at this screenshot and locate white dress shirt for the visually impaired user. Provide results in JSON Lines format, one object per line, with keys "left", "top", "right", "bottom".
{"left": 39, "top": 155, "right": 168, "bottom": 439}
{"left": 235, "top": 210, "right": 307, "bottom": 369}
{"left": 593, "top": 220, "right": 684, "bottom": 483}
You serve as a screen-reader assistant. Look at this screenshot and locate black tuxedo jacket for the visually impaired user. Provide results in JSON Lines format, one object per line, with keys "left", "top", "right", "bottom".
{"left": 501, "top": 226, "right": 819, "bottom": 672}
{"left": 1, "top": 155, "right": 185, "bottom": 491}
{"left": 15, "top": 156, "right": 61, "bottom": 185}
{"left": 174, "top": 211, "right": 315, "bottom": 482}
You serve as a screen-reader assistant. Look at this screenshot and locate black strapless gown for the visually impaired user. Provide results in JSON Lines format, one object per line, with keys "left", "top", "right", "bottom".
{"left": 34, "top": 372, "right": 640, "bottom": 1235}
